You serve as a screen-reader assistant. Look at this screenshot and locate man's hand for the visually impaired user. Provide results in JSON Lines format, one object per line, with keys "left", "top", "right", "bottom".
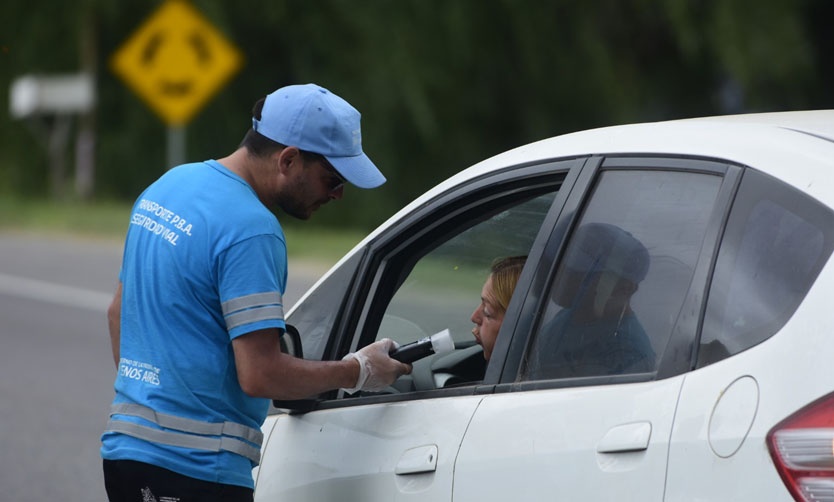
{"left": 342, "top": 339, "right": 412, "bottom": 393}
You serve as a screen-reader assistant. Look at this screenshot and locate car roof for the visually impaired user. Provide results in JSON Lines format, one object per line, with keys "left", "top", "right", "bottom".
{"left": 439, "top": 109, "right": 834, "bottom": 208}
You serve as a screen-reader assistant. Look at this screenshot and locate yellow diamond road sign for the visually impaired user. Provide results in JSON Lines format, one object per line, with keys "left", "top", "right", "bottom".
{"left": 111, "top": 0, "right": 243, "bottom": 125}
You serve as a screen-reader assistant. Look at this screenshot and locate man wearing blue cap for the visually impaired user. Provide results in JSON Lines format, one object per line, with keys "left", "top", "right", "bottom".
{"left": 101, "top": 84, "right": 411, "bottom": 501}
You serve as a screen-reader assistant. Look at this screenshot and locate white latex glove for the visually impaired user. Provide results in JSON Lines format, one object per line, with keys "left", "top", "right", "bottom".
{"left": 341, "top": 338, "right": 412, "bottom": 394}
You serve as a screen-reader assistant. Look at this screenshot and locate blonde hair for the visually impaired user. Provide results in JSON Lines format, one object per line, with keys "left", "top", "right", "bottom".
{"left": 489, "top": 256, "right": 527, "bottom": 313}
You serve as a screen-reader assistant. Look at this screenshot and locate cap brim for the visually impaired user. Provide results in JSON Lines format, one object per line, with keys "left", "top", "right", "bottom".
{"left": 325, "top": 152, "right": 386, "bottom": 189}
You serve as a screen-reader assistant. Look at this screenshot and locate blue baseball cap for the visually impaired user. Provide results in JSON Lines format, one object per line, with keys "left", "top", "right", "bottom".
{"left": 251, "top": 83, "right": 386, "bottom": 189}
{"left": 564, "top": 223, "right": 650, "bottom": 284}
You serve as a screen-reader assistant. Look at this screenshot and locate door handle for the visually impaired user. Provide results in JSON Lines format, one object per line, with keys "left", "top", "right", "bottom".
{"left": 597, "top": 422, "right": 652, "bottom": 453}
{"left": 395, "top": 445, "right": 438, "bottom": 475}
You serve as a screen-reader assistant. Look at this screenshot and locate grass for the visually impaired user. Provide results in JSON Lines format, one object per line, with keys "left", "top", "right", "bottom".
{"left": 0, "top": 197, "right": 367, "bottom": 264}
{"left": 0, "top": 197, "right": 130, "bottom": 239}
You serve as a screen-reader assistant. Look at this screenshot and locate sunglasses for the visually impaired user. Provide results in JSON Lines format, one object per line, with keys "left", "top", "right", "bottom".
{"left": 321, "top": 162, "right": 346, "bottom": 193}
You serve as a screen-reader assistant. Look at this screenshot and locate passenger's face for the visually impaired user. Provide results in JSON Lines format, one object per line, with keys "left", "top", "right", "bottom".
{"left": 470, "top": 275, "right": 505, "bottom": 361}
{"left": 551, "top": 267, "right": 586, "bottom": 307}
{"left": 551, "top": 267, "right": 635, "bottom": 322}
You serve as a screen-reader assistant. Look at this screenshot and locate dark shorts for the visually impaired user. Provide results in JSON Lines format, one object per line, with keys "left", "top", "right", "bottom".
{"left": 102, "top": 459, "right": 253, "bottom": 502}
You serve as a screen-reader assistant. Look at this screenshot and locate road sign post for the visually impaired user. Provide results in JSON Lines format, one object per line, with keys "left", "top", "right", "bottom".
{"left": 110, "top": 0, "right": 243, "bottom": 167}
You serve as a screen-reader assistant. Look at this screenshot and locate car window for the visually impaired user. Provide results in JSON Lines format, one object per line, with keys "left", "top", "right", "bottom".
{"left": 285, "top": 250, "right": 362, "bottom": 361}
{"left": 382, "top": 193, "right": 555, "bottom": 345}
{"left": 522, "top": 169, "right": 722, "bottom": 380}
{"left": 377, "top": 191, "right": 558, "bottom": 390}
{"left": 698, "top": 169, "right": 834, "bottom": 367}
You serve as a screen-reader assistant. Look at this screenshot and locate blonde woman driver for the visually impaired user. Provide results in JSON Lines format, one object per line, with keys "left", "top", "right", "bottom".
{"left": 470, "top": 256, "right": 527, "bottom": 361}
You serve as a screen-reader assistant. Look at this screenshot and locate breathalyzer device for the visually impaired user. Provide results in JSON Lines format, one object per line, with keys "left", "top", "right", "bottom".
{"left": 390, "top": 329, "right": 455, "bottom": 363}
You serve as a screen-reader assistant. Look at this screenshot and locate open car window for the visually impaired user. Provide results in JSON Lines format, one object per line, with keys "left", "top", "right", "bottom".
{"left": 343, "top": 163, "right": 574, "bottom": 397}
{"left": 378, "top": 191, "right": 557, "bottom": 391}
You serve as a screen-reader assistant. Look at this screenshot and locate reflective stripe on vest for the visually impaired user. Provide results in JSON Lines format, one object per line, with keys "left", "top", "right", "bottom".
{"left": 222, "top": 292, "right": 284, "bottom": 332}
{"left": 106, "top": 403, "right": 263, "bottom": 464}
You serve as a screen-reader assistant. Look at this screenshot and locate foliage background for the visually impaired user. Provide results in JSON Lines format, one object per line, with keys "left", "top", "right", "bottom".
{"left": 1, "top": 0, "right": 832, "bottom": 231}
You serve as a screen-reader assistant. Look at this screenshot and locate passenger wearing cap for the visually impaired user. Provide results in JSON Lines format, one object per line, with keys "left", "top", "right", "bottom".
{"left": 531, "top": 223, "right": 656, "bottom": 378}
{"left": 101, "top": 84, "right": 411, "bottom": 501}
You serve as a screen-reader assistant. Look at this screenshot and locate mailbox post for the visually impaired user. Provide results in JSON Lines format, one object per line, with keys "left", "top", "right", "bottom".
{"left": 9, "top": 73, "right": 95, "bottom": 198}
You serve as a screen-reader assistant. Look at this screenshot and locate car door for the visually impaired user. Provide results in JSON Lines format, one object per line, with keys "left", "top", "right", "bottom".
{"left": 254, "top": 160, "right": 576, "bottom": 501}
{"left": 453, "top": 157, "right": 741, "bottom": 501}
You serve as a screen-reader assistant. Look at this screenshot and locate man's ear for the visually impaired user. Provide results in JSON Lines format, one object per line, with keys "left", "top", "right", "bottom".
{"left": 275, "top": 146, "right": 301, "bottom": 175}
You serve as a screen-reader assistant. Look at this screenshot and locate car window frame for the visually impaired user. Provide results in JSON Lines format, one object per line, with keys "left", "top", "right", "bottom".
{"left": 696, "top": 167, "right": 834, "bottom": 368}
{"left": 497, "top": 155, "right": 744, "bottom": 391}
{"left": 306, "top": 158, "right": 584, "bottom": 410}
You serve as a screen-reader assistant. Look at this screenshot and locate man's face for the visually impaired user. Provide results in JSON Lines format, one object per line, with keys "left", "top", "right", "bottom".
{"left": 275, "top": 154, "right": 345, "bottom": 220}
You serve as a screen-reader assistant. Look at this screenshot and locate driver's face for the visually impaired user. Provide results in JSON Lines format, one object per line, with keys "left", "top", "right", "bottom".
{"left": 470, "top": 275, "right": 505, "bottom": 361}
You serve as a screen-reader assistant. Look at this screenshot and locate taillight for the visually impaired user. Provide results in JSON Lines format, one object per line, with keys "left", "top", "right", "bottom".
{"left": 767, "top": 393, "right": 834, "bottom": 501}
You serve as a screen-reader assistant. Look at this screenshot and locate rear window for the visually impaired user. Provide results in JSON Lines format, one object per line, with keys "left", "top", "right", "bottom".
{"left": 698, "top": 169, "right": 834, "bottom": 367}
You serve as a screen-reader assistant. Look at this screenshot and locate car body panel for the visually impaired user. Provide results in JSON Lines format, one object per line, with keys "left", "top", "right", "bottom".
{"left": 254, "top": 397, "right": 483, "bottom": 501}
{"left": 453, "top": 377, "right": 683, "bottom": 501}
{"left": 665, "top": 256, "right": 834, "bottom": 500}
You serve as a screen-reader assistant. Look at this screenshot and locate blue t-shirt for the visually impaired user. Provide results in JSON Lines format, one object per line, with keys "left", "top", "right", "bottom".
{"left": 101, "top": 160, "right": 287, "bottom": 489}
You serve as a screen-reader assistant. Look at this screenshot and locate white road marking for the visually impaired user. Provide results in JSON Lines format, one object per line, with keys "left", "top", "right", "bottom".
{"left": 0, "top": 272, "right": 112, "bottom": 312}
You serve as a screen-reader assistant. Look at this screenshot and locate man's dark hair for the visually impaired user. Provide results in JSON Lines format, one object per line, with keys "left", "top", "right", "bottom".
{"left": 239, "top": 97, "right": 283, "bottom": 157}
{"left": 239, "top": 96, "right": 329, "bottom": 167}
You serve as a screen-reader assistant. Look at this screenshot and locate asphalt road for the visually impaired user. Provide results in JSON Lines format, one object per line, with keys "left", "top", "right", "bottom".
{"left": 0, "top": 231, "right": 327, "bottom": 501}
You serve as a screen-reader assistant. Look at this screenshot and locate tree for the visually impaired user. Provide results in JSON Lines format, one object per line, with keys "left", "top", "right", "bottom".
{"left": 1, "top": 0, "right": 831, "bottom": 229}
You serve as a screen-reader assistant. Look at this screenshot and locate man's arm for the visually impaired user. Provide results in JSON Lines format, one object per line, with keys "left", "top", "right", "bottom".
{"left": 232, "top": 329, "right": 410, "bottom": 400}
{"left": 107, "top": 282, "right": 122, "bottom": 367}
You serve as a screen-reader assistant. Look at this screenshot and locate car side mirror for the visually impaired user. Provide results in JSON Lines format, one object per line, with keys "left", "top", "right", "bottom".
{"left": 279, "top": 324, "right": 302, "bottom": 358}
{"left": 272, "top": 324, "right": 319, "bottom": 414}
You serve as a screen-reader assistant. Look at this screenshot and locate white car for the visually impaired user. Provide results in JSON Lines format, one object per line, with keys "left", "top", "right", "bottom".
{"left": 254, "top": 111, "right": 834, "bottom": 501}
